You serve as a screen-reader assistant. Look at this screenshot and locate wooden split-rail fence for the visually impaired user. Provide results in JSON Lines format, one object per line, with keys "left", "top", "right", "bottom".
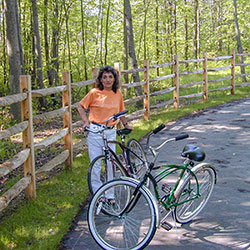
{"left": 0, "top": 51, "right": 250, "bottom": 212}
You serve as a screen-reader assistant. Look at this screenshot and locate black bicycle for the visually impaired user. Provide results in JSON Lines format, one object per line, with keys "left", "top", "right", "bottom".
{"left": 85, "top": 110, "right": 148, "bottom": 195}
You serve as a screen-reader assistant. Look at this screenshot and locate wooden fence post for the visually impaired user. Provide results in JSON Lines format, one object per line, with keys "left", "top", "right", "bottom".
{"left": 231, "top": 50, "right": 236, "bottom": 95}
{"left": 203, "top": 52, "right": 208, "bottom": 101}
{"left": 114, "top": 62, "right": 121, "bottom": 89}
{"left": 92, "top": 68, "right": 98, "bottom": 88}
{"left": 144, "top": 60, "right": 150, "bottom": 120}
{"left": 20, "top": 75, "right": 36, "bottom": 199}
{"left": 173, "top": 55, "right": 179, "bottom": 109}
{"left": 62, "top": 72, "right": 73, "bottom": 167}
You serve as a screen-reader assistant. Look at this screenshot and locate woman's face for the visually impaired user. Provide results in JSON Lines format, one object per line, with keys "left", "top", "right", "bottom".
{"left": 101, "top": 71, "right": 115, "bottom": 91}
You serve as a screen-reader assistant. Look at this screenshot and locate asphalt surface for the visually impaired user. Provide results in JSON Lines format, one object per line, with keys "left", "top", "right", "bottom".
{"left": 61, "top": 97, "right": 250, "bottom": 250}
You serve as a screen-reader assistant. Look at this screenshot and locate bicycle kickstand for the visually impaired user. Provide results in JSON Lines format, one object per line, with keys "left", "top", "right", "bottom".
{"left": 171, "top": 208, "right": 182, "bottom": 240}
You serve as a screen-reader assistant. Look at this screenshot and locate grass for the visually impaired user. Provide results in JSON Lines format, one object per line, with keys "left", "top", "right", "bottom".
{"left": 0, "top": 85, "right": 249, "bottom": 250}
{"left": 0, "top": 153, "right": 90, "bottom": 250}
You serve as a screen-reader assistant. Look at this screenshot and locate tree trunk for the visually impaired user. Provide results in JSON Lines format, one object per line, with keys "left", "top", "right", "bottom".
{"left": 44, "top": 0, "right": 51, "bottom": 85}
{"left": 217, "top": 0, "right": 222, "bottom": 51}
{"left": 233, "top": 0, "right": 246, "bottom": 82}
{"left": 173, "top": 0, "right": 177, "bottom": 55}
{"left": 104, "top": 0, "right": 111, "bottom": 65}
{"left": 184, "top": 0, "right": 189, "bottom": 70}
{"left": 143, "top": 1, "right": 148, "bottom": 61}
{"left": 165, "top": 0, "right": 173, "bottom": 62}
{"left": 4, "top": 0, "right": 24, "bottom": 121}
{"left": 80, "top": 0, "right": 88, "bottom": 81}
{"left": 123, "top": 10, "right": 129, "bottom": 84}
{"left": 31, "top": 0, "right": 44, "bottom": 107}
{"left": 1, "top": 0, "right": 8, "bottom": 93}
{"left": 155, "top": 0, "right": 159, "bottom": 76}
{"left": 193, "top": 0, "right": 199, "bottom": 68}
{"left": 94, "top": 0, "right": 103, "bottom": 65}
{"left": 51, "top": 1, "right": 60, "bottom": 87}
{"left": 124, "top": 0, "right": 142, "bottom": 99}
{"left": 63, "top": 1, "right": 72, "bottom": 72}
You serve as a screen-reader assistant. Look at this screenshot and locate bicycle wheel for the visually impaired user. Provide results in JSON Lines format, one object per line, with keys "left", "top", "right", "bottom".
{"left": 88, "top": 179, "right": 157, "bottom": 250}
{"left": 174, "top": 163, "right": 215, "bottom": 224}
{"left": 88, "top": 155, "right": 128, "bottom": 195}
{"left": 127, "top": 138, "right": 148, "bottom": 182}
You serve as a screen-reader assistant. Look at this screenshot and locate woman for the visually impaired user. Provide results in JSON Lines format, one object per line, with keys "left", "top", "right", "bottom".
{"left": 78, "top": 65, "right": 132, "bottom": 199}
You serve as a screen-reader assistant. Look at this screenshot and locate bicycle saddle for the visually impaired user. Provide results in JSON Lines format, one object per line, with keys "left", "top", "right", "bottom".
{"left": 181, "top": 144, "right": 206, "bottom": 161}
{"left": 116, "top": 128, "right": 132, "bottom": 136}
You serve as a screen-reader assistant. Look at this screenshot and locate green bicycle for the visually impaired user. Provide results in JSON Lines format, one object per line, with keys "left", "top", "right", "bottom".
{"left": 87, "top": 124, "right": 217, "bottom": 250}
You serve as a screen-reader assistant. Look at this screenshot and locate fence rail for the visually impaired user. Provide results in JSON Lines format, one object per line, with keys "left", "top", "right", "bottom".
{"left": 1, "top": 50, "right": 250, "bottom": 212}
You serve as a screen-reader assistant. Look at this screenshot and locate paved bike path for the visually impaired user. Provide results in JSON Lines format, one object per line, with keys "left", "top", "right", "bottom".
{"left": 61, "top": 97, "right": 250, "bottom": 250}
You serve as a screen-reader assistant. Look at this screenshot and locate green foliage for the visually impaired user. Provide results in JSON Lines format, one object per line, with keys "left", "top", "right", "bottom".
{"left": 0, "top": 140, "right": 20, "bottom": 164}
{"left": 1, "top": 0, "right": 250, "bottom": 96}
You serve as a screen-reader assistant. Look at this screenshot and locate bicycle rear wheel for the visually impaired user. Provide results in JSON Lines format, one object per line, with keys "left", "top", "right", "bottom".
{"left": 127, "top": 138, "right": 148, "bottom": 182}
{"left": 174, "top": 163, "right": 215, "bottom": 224}
{"left": 88, "top": 179, "right": 157, "bottom": 250}
{"left": 88, "top": 155, "right": 128, "bottom": 195}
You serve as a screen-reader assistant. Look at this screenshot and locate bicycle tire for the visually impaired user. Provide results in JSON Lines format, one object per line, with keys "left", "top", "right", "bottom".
{"left": 174, "top": 163, "right": 215, "bottom": 224}
{"left": 127, "top": 138, "right": 149, "bottom": 184}
{"left": 88, "top": 178, "right": 157, "bottom": 250}
{"left": 88, "top": 155, "right": 128, "bottom": 195}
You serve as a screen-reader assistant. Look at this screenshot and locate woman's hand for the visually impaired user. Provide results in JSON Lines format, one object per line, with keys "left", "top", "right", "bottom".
{"left": 124, "top": 123, "right": 133, "bottom": 130}
{"left": 120, "top": 116, "right": 132, "bottom": 130}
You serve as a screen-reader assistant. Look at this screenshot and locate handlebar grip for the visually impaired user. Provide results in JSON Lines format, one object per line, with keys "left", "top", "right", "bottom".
{"left": 175, "top": 134, "right": 189, "bottom": 141}
{"left": 113, "top": 109, "right": 128, "bottom": 120}
{"left": 152, "top": 124, "right": 165, "bottom": 134}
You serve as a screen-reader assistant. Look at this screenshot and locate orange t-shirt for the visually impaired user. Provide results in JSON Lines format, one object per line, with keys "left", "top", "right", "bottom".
{"left": 80, "top": 88, "right": 125, "bottom": 126}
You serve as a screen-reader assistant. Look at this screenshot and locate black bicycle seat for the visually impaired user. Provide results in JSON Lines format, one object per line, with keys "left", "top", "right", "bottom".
{"left": 117, "top": 128, "right": 132, "bottom": 136}
{"left": 181, "top": 144, "right": 206, "bottom": 161}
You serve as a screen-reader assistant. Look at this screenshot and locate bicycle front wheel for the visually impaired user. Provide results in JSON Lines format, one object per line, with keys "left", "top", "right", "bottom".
{"left": 127, "top": 138, "right": 148, "bottom": 182}
{"left": 88, "top": 179, "right": 157, "bottom": 250}
{"left": 174, "top": 163, "right": 216, "bottom": 224}
{"left": 88, "top": 155, "right": 128, "bottom": 195}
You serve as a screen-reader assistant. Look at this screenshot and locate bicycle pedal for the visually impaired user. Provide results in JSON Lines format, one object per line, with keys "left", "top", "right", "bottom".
{"left": 161, "top": 221, "right": 173, "bottom": 231}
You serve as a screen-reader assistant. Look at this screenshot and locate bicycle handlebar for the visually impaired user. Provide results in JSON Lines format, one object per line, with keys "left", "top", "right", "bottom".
{"left": 108, "top": 109, "right": 128, "bottom": 122}
{"left": 152, "top": 124, "right": 165, "bottom": 134}
{"left": 147, "top": 124, "right": 189, "bottom": 154}
{"left": 113, "top": 109, "right": 128, "bottom": 119}
{"left": 175, "top": 134, "right": 189, "bottom": 141}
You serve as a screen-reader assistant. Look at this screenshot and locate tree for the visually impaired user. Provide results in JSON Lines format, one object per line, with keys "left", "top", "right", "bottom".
{"left": 155, "top": 0, "right": 159, "bottom": 76}
{"left": 233, "top": 0, "right": 246, "bottom": 82}
{"left": 31, "top": 0, "right": 44, "bottom": 106}
{"left": 63, "top": 1, "right": 73, "bottom": 72}
{"left": 80, "top": 0, "right": 88, "bottom": 81}
{"left": 0, "top": 0, "right": 8, "bottom": 95}
{"left": 184, "top": 0, "right": 189, "bottom": 69}
{"left": 50, "top": 0, "right": 61, "bottom": 87}
{"left": 193, "top": 0, "right": 200, "bottom": 66}
{"left": 3, "top": 0, "right": 24, "bottom": 121}
{"left": 124, "top": 0, "right": 142, "bottom": 99}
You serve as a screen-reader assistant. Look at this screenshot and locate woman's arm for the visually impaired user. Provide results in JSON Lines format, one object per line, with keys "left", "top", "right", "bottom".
{"left": 120, "top": 116, "right": 133, "bottom": 130}
{"left": 77, "top": 104, "right": 90, "bottom": 128}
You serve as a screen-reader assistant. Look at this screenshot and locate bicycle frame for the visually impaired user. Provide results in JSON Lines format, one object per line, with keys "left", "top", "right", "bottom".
{"left": 119, "top": 161, "right": 200, "bottom": 216}
{"left": 151, "top": 163, "right": 200, "bottom": 211}
{"left": 119, "top": 129, "right": 202, "bottom": 218}
{"left": 105, "top": 139, "right": 147, "bottom": 177}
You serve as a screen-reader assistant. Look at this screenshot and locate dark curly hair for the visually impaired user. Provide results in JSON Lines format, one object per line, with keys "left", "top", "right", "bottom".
{"left": 96, "top": 65, "right": 119, "bottom": 93}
